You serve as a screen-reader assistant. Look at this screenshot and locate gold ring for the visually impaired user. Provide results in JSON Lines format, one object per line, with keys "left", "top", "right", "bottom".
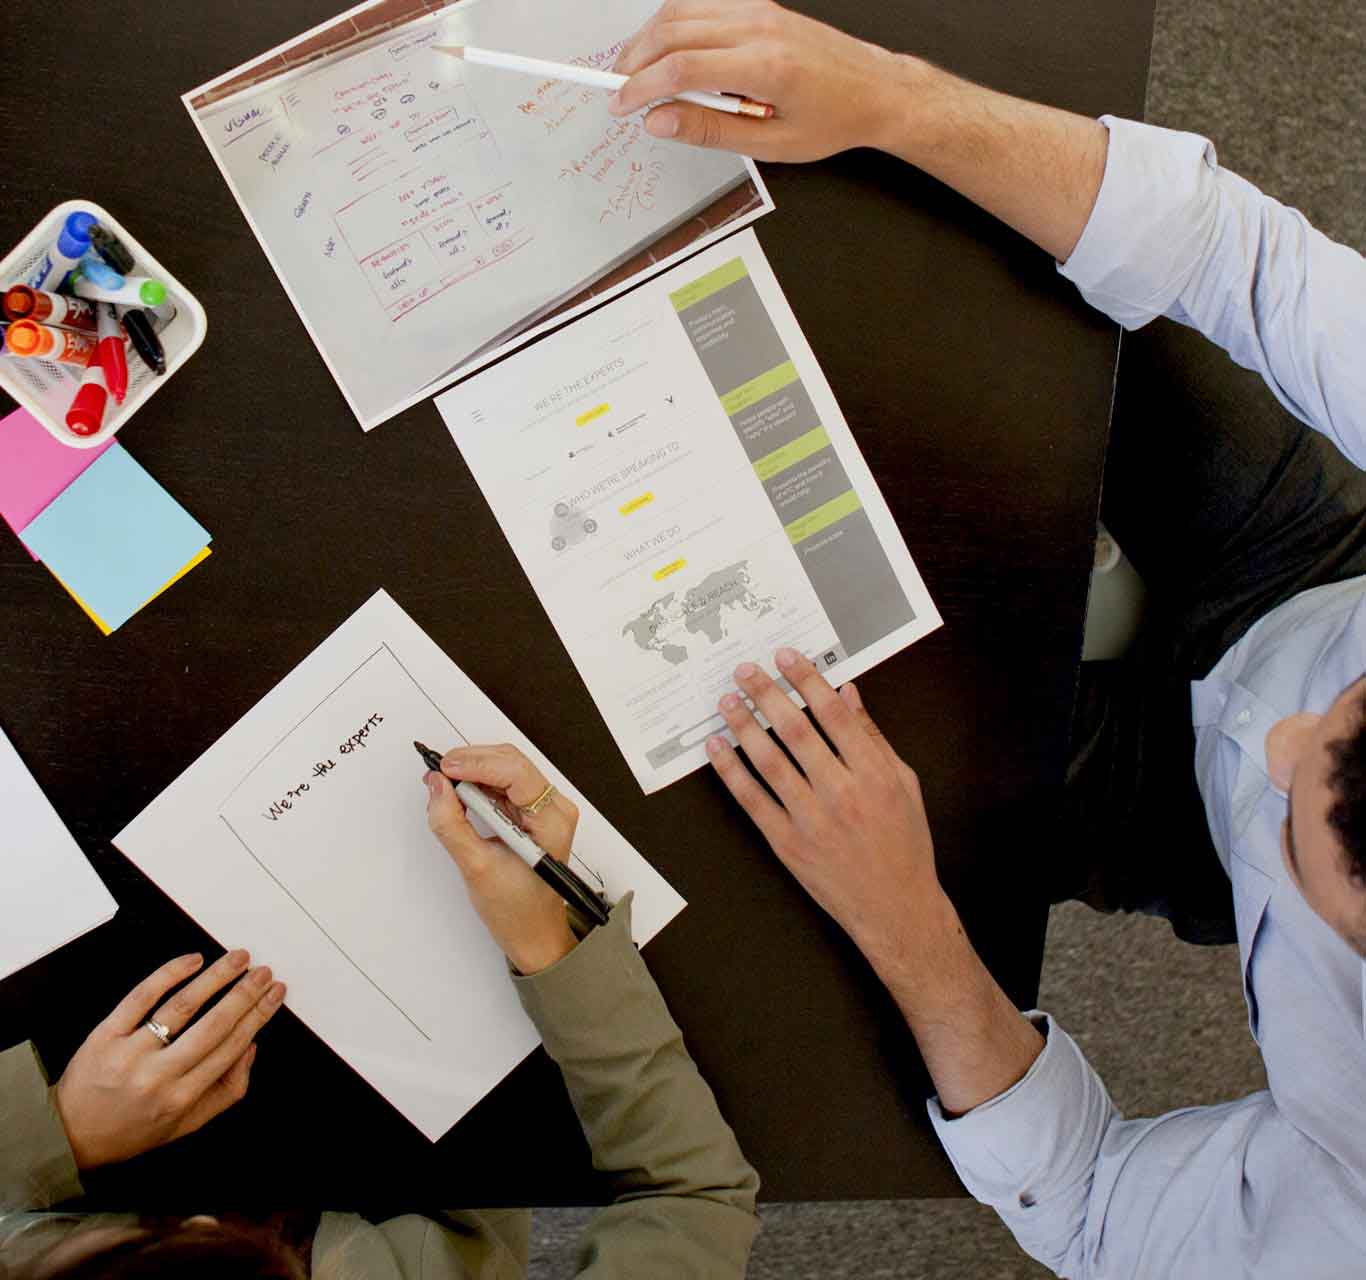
{"left": 521, "top": 783, "right": 557, "bottom": 816}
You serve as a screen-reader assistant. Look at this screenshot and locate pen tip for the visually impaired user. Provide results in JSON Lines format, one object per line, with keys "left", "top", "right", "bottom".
{"left": 433, "top": 45, "right": 465, "bottom": 57}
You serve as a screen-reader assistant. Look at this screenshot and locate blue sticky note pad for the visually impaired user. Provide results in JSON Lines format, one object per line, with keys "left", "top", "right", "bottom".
{"left": 22, "top": 444, "right": 210, "bottom": 633}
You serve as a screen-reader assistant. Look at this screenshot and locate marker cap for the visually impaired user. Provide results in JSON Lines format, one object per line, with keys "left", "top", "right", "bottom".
{"left": 78, "top": 254, "right": 124, "bottom": 290}
{"left": 138, "top": 280, "right": 167, "bottom": 306}
{"left": 57, "top": 212, "right": 97, "bottom": 260}
{"left": 90, "top": 225, "right": 136, "bottom": 274}
{"left": 5, "top": 320, "right": 49, "bottom": 357}
{"left": 3, "top": 285, "right": 37, "bottom": 321}
{"left": 66, "top": 379, "right": 109, "bottom": 436}
{"left": 120, "top": 309, "right": 167, "bottom": 375}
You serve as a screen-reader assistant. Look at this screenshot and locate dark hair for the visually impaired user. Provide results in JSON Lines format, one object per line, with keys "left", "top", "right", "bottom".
{"left": 1324, "top": 688, "right": 1366, "bottom": 956}
{"left": 1325, "top": 692, "right": 1366, "bottom": 893}
{"left": 4, "top": 1220, "right": 306, "bottom": 1280}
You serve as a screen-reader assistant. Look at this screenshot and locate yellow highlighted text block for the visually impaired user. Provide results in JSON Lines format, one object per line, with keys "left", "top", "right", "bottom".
{"left": 653, "top": 558, "right": 687, "bottom": 582}
{"left": 784, "top": 491, "right": 863, "bottom": 545}
{"left": 753, "top": 425, "right": 830, "bottom": 482}
{"left": 619, "top": 492, "right": 655, "bottom": 517}
{"left": 576, "top": 403, "right": 610, "bottom": 427}
{"left": 669, "top": 256, "right": 749, "bottom": 311}
{"left": 719, "top": 361, "right": 799, "bottom": 417}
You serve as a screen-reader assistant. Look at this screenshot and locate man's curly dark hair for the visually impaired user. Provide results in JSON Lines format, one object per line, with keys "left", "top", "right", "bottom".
{"left": 1324, "top": 694, "right": 1366, "bottom": 941}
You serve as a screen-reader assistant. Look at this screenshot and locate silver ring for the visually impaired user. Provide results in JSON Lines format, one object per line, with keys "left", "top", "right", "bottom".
{"left": 144, "top": 1019, "right": 172, "bottom": 1047}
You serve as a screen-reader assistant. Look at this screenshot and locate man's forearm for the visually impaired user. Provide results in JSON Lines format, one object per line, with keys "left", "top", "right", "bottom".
{"left": 863, "top": 890, "right": 1045, "bottom": 1116}
{"left": 869, "top": 57, "right": 1109, "bottom": 264}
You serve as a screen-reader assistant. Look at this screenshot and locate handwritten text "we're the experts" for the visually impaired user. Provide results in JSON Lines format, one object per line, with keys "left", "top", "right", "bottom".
{"left": 261, "top": 712, "right": 386, "bottom": 821}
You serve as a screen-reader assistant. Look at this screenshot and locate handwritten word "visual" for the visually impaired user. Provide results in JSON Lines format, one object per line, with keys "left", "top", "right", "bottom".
{"left": 225, "top": 107, "right": 266, "bottom": 135}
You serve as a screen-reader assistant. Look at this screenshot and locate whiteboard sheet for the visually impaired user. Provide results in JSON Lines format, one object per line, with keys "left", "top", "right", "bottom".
{"left": 1, "top": 725, "right": 117, "bottom": 981}
{"left": 114, "top": 591, "right": 685, "bottom": 1141}
{"left": 184, "top": 0, "right": 773, "bottom": 430}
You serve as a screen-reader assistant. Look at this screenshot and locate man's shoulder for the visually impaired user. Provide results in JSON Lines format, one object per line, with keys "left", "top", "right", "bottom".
{"left": 1206, "top": 578, "right": 1366, "bottom": 706}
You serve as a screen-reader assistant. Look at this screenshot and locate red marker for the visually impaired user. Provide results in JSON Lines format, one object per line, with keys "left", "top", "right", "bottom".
{"left": 66, "top": 360, "right": 109, "bottom": 437}
{"left": 95, "top": 303, "right": 127, "bottom": 404}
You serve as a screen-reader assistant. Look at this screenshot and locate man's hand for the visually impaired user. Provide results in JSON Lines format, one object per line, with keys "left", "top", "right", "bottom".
{"left": 610, "top": 0, "right": 911, "bottom": 162}
{"left": 55, "top": 950, "right": 285, "bottom": 1170}
{"left": 611, "top": 0, "right": 1107, "bottom": 261}
{"left": 709, "top": 649, "right": 1045, "bottom": 1114}
{"left": 427, "top": 744, "right": 581, "bottom": 975}
{"left": 706, "top": 647, "right": 952, "bottom": 973}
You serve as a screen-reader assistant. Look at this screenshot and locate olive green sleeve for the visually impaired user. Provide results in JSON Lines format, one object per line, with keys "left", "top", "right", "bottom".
{"left": 0, "top": 1042, "right": 83, "bottom": 1211}
{"left": 513, "top": 895, "right": 760, "bottom": 1279}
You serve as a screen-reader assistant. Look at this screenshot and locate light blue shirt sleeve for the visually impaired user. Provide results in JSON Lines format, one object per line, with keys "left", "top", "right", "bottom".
{"left": 1060, "top": 115, "right": 1366, "bottom": 469}
{"left": 929, "top": 1013, "right": 1365, "bottom": 1279}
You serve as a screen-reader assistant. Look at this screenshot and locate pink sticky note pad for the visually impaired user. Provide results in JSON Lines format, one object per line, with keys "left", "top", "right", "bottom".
{"left": 0, "top": 408, "right": 115, "bottom": 558}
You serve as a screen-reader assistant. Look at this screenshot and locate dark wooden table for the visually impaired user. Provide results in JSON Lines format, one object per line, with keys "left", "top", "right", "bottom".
{"left": 0, "top": 0, "right": 1153, "bottom": 1205}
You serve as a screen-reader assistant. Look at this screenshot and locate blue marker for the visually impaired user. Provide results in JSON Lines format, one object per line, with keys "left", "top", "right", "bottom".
{"left": 75, "top": 252, "right": 124, "bottom": 291}
{"left": 26, "top": 211, "right": 97, "bottom": 291}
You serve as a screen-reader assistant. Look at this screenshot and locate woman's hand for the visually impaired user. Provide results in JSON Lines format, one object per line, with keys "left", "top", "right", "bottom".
{"left": 54, "top": 950, "right": 285, "bottom": 1170}
{"left": 706, "top": 648, "right": 948, "bottom": 971}
{"left": 426, "top": 744, "right": 581, "bottom": 975}
{"left": 609, "top": 0, "right": 913, "bottom": 162}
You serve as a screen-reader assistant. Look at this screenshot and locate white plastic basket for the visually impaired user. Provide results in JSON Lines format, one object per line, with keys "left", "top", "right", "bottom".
{"left": 0, "top": 201, "right": 207, "bottom": 449}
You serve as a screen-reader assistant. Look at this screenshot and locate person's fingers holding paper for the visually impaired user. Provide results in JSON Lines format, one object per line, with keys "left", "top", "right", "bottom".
{"left": 167, "top": 962, "right": 285, "bottom": 1082}
{"left": 774, "top": 648, "right": 879, "bottom": 769}
{"left": 55, "top": 951, "right": 278, "bottom": 1170}
{"left": 732, "top": 658, "right": 839, "bottom": 784}
{"left": 147, "top": 947, "right": 251, "bottom": 1040}
{"left": 711, "top": 655, "right": 941, "bottom": 956}
{"left": 99, "top": 952, "right": 204, "bottom": 1037}
{"left": 717, "top": 675, "right": 813, "bottom": 813}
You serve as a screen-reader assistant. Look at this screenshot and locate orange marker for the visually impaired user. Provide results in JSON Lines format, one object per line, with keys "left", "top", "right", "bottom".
{"left": 3, "top": 285, "right": 98, "bottom": 332}
{"left": 5, "top": 319, "right": 98, "bottom": 366}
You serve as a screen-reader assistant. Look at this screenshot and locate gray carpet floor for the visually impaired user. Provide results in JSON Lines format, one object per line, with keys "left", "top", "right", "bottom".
{"left": 527, "top": 0, "right": 1366, "bottom": 1273}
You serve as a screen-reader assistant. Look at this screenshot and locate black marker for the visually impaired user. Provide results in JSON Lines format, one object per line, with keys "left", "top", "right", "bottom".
{"left": 90, "top": 224, "right": 136, "bottom": 274}
{"left": 415, "top": 741, "right": 610, "bottom": 927}
{"left": 119, "top": 308, "right": 166, "bottom": 376}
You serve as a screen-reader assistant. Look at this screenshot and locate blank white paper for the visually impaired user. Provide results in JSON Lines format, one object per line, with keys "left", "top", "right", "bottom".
{"left": 0, "top": 725, "right": 117, "bottom": 980}
{"left": 114, "top": 590, "right": 684, "bottom": 1141}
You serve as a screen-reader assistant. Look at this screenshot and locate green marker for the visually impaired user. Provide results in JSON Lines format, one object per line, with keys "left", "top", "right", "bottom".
{"left": 72, "top": 274, "right": 167, "bottom": 308}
